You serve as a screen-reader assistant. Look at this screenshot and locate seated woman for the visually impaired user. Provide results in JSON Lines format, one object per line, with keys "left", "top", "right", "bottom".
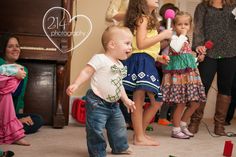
{"left": 0, "top": 34, "right": 44, "bottom": 135}
{"left": 0, "top": 63, "right": 29, "bottom": 145}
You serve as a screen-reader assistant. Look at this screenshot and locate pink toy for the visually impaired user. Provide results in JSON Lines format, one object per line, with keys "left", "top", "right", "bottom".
{"left": 164, "top": 9, "right": 175, "bottom": 19}
{"left": 164, "top": 9, "right": 176, "bottom": 30}
{"left": 204, "top": 40, "right": 214, "bottom": 50}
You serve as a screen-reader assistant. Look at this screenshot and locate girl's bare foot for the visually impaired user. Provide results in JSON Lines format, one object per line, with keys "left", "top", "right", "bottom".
{"left": 133, "top": 135, "right": 160, "bottom": 146}
{"left": 134, "top": 133, "right": 155, "bottom": 141}
{"left": 145, "top": 134, "right": 155, "bottom": 141}
{"left": 13, "top": 138, "right": 30, "bottom": 146}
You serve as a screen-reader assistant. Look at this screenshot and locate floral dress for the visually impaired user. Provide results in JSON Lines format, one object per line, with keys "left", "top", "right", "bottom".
{"left": 162, "top": 39, "right": 206, "bottom": 104}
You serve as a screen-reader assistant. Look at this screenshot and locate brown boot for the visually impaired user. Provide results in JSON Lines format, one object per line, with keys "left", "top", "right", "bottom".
{"left": 214, "top": 94, "right": 231, "bottom": 136}
{"left": 188, "top": 103, "right": 206, "bottom": 134}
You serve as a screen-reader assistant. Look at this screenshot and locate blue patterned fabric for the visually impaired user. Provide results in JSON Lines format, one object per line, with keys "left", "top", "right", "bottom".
{"left": 0, "top": 64, "right": 18, "bottom": 76}
{"left": 122, "top": 53, "right": 162, "bottom": 101}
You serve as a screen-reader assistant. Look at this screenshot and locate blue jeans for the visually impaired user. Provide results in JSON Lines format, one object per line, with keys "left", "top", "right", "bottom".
{"left": 85, "top": 89, "right": 129, "bottom": 157}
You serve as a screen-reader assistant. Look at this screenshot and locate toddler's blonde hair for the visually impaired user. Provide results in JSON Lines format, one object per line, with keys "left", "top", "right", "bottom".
{"left": 101, "top": 25, "right": 132, "bottom": 51}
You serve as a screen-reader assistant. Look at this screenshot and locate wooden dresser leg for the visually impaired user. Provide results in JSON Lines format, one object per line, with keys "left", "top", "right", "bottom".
{"left": 53, "top": 64, "right": 66, "bottom": 128}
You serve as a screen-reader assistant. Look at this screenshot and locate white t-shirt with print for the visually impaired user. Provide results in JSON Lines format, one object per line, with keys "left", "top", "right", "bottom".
{"left": 88, "top": 54, "right": 127, "bottom": 103}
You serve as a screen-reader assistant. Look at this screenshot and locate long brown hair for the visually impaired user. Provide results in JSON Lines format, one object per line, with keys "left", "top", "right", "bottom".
{"left": 202, "top": 0, "right": 236, "bottom": 6}
{"left": 124, "top": 0, "right": 159, "bottom": 33}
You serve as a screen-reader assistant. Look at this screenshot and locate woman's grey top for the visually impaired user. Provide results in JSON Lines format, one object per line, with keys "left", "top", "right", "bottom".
{"left": 192, "top": 2, "right": 236, "bottom": 59}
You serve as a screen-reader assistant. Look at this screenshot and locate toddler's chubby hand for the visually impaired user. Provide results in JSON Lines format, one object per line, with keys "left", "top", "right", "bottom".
{"left": 66, "top": 84, "right": 79, "bottom": 96}
{"left": 123, "top": 98, "right": 136, "bottom": 113}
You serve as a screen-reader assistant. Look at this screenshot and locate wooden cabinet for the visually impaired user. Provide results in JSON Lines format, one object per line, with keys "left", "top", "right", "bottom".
{"left": 0, "top": 0, "right": 73, "bottom": 127}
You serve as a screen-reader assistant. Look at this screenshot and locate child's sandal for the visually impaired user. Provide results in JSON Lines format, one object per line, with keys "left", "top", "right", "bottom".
{"left": 171, "top": 131, "right": 190, "bottom": 139}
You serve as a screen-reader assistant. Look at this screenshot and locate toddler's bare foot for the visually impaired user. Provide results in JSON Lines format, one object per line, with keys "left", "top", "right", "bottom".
{"left": 133, "top": 135, "right": 159, "bottom": 146}
{"left": 14, "top": 138, "right": 30, "bottom": 146}
{"left": 112, "top": 147, "right": 133, "bottom": 155}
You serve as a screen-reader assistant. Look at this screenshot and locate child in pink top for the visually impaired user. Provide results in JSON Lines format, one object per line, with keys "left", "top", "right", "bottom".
{"left": 0, "top": 63, "right": 30, "bottom": 146}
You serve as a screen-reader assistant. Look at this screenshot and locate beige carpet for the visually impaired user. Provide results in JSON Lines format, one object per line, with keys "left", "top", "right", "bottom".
{"left": 1, "top": 119, "right": 236, "bottom": 157}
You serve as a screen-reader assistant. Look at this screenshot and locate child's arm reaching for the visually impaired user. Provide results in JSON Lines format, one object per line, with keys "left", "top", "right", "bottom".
{"left": 120, "top": 86, "right": 136, "bottom": 113}
{"left": 66, "top": 65, "right": 95, "bottom": 96}
{"left": 136, "top": 16, "right": 173, "bottom": 50}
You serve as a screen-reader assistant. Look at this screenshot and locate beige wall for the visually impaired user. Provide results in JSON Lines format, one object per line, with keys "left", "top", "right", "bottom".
{"left": 70, "top": 0, "right": 233, "bottom": 119}
{"left": 70, "top": 0, "right": 109, "bottom": 96}
{"left": 162, "top": 0, "right": 176, "bottom": 4}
